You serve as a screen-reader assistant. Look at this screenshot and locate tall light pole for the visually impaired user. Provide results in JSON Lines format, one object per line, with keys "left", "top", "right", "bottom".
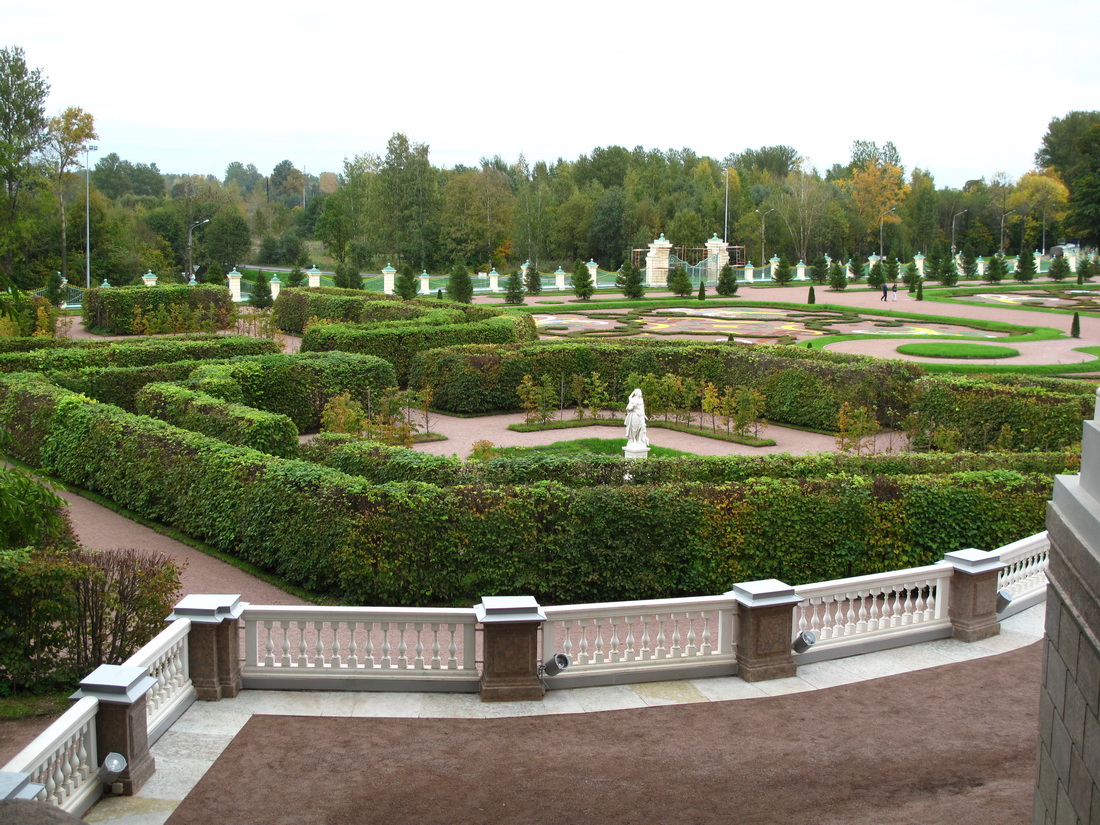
{"left": 951, "top": 208, "right": 968, "bottom": 258}
{"left": 879, "top": 207, "right": 897, "bottom": 258}
{"left": 1000, "top": 209, "right": 1017, "bottom": 255}
{"left": 84, "top": 144, "right": 97, "bottom": 288}
{"left": 755, "top": 208, "right": 774, "bottom": 269}
{"left": 723, "top": 165, "right": 729, "bottom": 243}
{"left": 187, "top": 219, "right": 209, "bottom": 282}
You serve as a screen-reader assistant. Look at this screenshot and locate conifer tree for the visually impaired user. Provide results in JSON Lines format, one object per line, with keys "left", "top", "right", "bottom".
{"left": 697, "top": 279, "right": 706, "bottom": 300}
{"left": 716, "top": 264, "right": 738, "bottom": 296}
{"left": 1049, "top": 254, "right": 1071, "bottom": 282}
{"left": 867, "top": 260, "right": 884, "bottom": 288}
{"left": 810, "top": 254, "right": 828, "bottom": 284}
{"left": 986, "top": 254, "right": 1007, "bottom": 284}
{"left": 524, "top": 262, "right": 542, "bottom": 295}
{"left": 903, "top": 260, "right": 920, "bottom": 292}
{"left": 773, "top": 256, "right": 792, "bottom": 286}
{"left": 828, "top": 261, "right": 847, "bottom": 290}
{"left": 667, "top": 265, "right": 691, "bottom": 297}
{"left": 961, "top": 248, "right": 978, "bottom": 281}
{"left": 572, "top": 260, "right": 594, "bottom": 300}
{"left": 395, "top": 263, "right": 419, "bottom": 300}
{"left": 1071, "top": 311, "right": 1081, "bottom": 338}
{"left": 1014, "top": 249, "right": 1036, "bottom": 283}
{"left": 616, "top": 261, "right": 645, "bottom": 299}
{"left": 249, "top": 270, "right": 273, "bottom": 309}
{"left": 807, "top": 285, "right": 816, "bottom": 304}
{"left": 504, "top": 269, "right": 525, "bottom": 304}
{"left": 447, "top": 262, "right": 474, "bottom": 303}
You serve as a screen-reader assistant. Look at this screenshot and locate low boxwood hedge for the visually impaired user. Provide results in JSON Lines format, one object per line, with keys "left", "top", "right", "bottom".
{"left": 135, "top": 382, "right": 299, "bottom": 458}
{"left": 270, "top": 287, "right": 492, "bottom": 335}
{"left": 0, "top": 335, "right": 281, "bottom": 374}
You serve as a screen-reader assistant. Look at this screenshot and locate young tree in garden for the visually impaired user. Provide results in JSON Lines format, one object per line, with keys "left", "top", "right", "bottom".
{"left": 249, "top": 271, "right": 272, "bottom": 309}
{"left": 1071, "top": 312, "right": 1081, "bottom": 338}
{"left": 716, "top": 264, "right": 738, "bottom": 296}
{"left": 504, "top": 268, "right": 525, "bottom": 304}
{"left": 1048, "top": 254, "right": 1071, "bottom": 282}
{"left": 1078, "top": 256, "right": 1096, "bottom": 283}
{"left": 867, "top": 260, "right": 884, "bottom": 288}
{"left": 697, "top": 279, "right": 706, "bottom": 300}
{"left": 572, "top": 260, "right": 594, "bottom": 300}
{"left": 773, "top": 256, "right": 792, "bottom": 286}
{"left": 828, "top": 260, "right": 847, "bottom": 290}
{"left": 666, "top": 265, "right": 691, "bottom": 297}
{"left": 524, "top": 261, "right": 542, "bottom": 295}
{"left": 938, "top": 253, "right": 959, "bottom": 287}
{"left": 616, "top": 261, "right": 645, "bottom": 299}
{"left": 395, "top": 262, "right": 419, "bottom": 300}
{"left": 986, "top": 254, "right": 1007, "bottom": 284}
{"left": 333, "top": 261, "right": 360, "bottom": 290}
{"left": 884, "top": 257, "right": 900, "bottom": 286}
{"left": 44, "top": 270, "right": 64, "bottom": 307}
{"left": 810, "top": 254, "right": 828, "bottom": 284}
{"left": 46, "top": 106, "right": 97, "bottom": 285}
{"left": 204, "top": 260, "right": 224, "bottom": 286}
{"left": 848, "top": 257, "right": 863, "bottom": 282}
{"left": 903, "top": 260, "right": 920, "bottom": 292}
{"left": 285, "top": 267, "right": 305, "bottom": 288}
{"left": 916, "top": 279, "right": 924, "bottom": 300}
{"left": 447, "top": 261, "right": 473, "bottom": 303}
{"left": 807, "top": 285, "right": 816, "bottom": 304}
{"left": 961, "top": 248, "right": 978, "bottom": 281}
{"left": 1014, "top": 248, "right": 1036, "bottom": 283}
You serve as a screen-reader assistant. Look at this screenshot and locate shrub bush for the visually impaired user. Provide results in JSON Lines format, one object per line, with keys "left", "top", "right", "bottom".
{"left": 136, "top": 382, "right": 300, "bottom": 457}
{"left": 82, "top": 285, "right": 234, "bottom": 335}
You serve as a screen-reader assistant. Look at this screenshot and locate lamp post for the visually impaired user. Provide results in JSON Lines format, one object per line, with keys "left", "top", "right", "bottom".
{"left": 723, "top": 165, "right": 729, "bottom": 243}
{"left": 999, "top": 209, "right": 1017, "bottom": 256}
{"left": 755, "top": 208, "right": 774, "bottom": 270}
{"left": 951, "top": 209, "right": 968, "bottom": 258}
{"left": 187, "top": 219, "right": 209, "bottom": 282}
{"left": 879, "top": 207, "right": 897, "bottom": 259}
{"left": 84, "top": 144, "right": 97, "bottom": 288}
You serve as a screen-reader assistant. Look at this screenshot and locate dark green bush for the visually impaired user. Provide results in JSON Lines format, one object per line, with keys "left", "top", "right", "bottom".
{"left": 135, "top": 382, "right": 300, "bottom": 457}
{"left": 0, "top": 335, "right": 281, "bottom": 374}
{"left": 82, "top": 285, "right": 234, "bottom": 334}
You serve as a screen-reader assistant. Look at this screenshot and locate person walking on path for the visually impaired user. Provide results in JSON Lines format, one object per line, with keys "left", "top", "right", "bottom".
{"left": 881, "top": 283, "right": 889, "bottom": 301}
{"left": 892, "top": 283, "right": 898, "bottom": 301}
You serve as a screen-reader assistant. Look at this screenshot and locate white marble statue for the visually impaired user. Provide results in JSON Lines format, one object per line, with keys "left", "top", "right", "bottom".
{"left": 624, "top": 388, "right": 649, "bottom": 447}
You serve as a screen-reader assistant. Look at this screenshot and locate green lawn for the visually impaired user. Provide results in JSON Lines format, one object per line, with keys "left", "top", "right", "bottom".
{"left": 497, "top": 437, "right": 695, "bottom": 458}
{"left": 895, "top": 342, "right": 1021, "bottom": 359}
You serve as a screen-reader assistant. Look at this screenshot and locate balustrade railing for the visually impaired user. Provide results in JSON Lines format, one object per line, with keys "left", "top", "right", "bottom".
{"left": 241, "top": 605, "right": 479, "bottom": 690}
{"left": 0, "top": 696, "right": 101, "bottom": 817}
{"left": 541, "top": 595, "right": 737, "bottom": 685}
{"left": 123, "top": 618, "right": 196, "bottom": 744}
{"left": 793, "top": 563, "right": 954, "bottom": 662}
{"left": 993, "top": 531, "right": 1049, "bottom": 616}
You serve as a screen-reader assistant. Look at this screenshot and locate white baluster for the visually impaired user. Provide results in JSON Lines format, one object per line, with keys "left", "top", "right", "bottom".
{"left": 856, "top": 591, "right": 869, "bottom": 633}
{"left": 899, "top": 586, "right": 913, "bottom": 625}
{"left": 670, "top": 614, "right": 682, "bottom": 658}
{"left": 381, "top": 623, "right": 392, "bottom": 669}
{"left": 577, "top": 620, "right": 589, "bottom": 665}
{"left": 701, "top": 612, "right": 713, "bottom": 656}
{"left": 430, "top": 623, "right": 442, "bottom": 669}
{"left": 608, "top": 617, "right": 621, "bottom": 662}
{"left": 414, "top": 624, "right": 425, "bottom": 670}
{"left": 640, "top": 615, "right": 653, "bottom": 660}
{"left": 592, "top": 618, "right": 606, "bottom": 664}
{"left": 330, "top": 622, "right": 342, "bottom": 667}
{"left": 365, "top": 623, "right": 376, "bottom": 668}
{"left": 624, "top": 617, "right": 637, "bottom": 661}
{"left": 686, "top": 613, "right": 698, "bottom": 657}
{"left": 397, "top": 622, "right": 409, "bottom": 669}
{"left": 263, "top": 620, "right": 274, "bottom": 667}
{"left": 297, "top": 620, "right": 308, "bottom": 667}
{"left": 348, "top": 622, "right": 359, "bottom": 668}
{"left": 561, "top": 621, "right": 574, "bottom": 663}
{"left": 447, "top": 623, "right": 458, "bottom": 670}
{"left": 655, "top": 614, "right": 667, "bottom": 659}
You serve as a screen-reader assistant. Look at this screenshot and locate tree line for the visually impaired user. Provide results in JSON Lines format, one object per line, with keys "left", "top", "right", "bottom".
{"left": 3, "top": 46, "right": 1098, "bottom": 292}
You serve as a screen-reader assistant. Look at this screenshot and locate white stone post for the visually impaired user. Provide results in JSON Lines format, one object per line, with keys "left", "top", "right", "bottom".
{"left": 1066, "top": 246, "right": 1079, "bottom": 272}
{"left": 768, "top": 255, "right": 779, "bottom": 280}
{"left": 307, "top": 265, "right": 321, "bottom": 288}
{"left": 489, "top": 268, "right": 500, "bottom": 292}
{"left": 420, "top": 271, "right": 431, "bottom": 295}
{"left": 382, "top": 263, "right": 396, "bottom": 295}
{"left": 914, "top": 253, "right": 925, "bottom": 277}
{"left": 743, "top": 262, "right": 755, "bottom": 282}
{"left": 795, "top": 260, "right": 807, "bottom": 281}
{"left": 227, "top": 268, "right": 242, "bottom": 302}
{"left": 847, "top": 259, "right": 858, "bottom": 279}
{"left": 645, "top": 234, "right": 673, "bottom": 287}
{"left": 586, "top": 259, "right": 599, "bottom": 286}
{"left": 269, "top": 273, "right": 281, "bottom": 301}
{"left": 555, "top": 267, "right": 567, "bottom": 290}
{"left": 705, "top": 234, "right": 727, "bottom": 283}
{"left": 1034, "top": 250, "right": 1044, "bottom": 275}
{"left": 976, "top": 257, "right": 986, "bottom": 277}
{"left": 141, "top": 270, "right": 157, "bottom": 288}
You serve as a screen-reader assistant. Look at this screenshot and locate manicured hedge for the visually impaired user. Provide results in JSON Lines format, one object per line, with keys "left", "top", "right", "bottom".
{"left": 0, "top": 293, "right": 65, "bottom": 340}
{"left": 135, "top": 382, "right": 300, "bottom": 458}
{"left": 82, "top": 285, "right": 235, "bottom": 334}
{"left": 301, "top": 314, "right": 538, "bottom": 383}
{"left": 0, "top": 335, "right": 281, "bottom": 374}
{"left": 300, "top": 436, "right": 1079, "bottom": 488}
{"left": 912, "top": 376, "right": 1094, "bottom": 452}
{"left": 0, "top": 374, "right": 1056, "bottom": 606}
{"left": 271, "top": 288, "right": 493, "bottom": 335}
{"left": 410, "top": 340, "right": 923, "bottom": 430}
{"left": 49, "top": 361, "right": 213, "bottom": 411}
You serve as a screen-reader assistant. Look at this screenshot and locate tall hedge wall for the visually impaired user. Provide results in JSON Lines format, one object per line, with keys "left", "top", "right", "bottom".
{"left": 270, "top": 287, "right": 497, "bottom": 335}
{"left": 410, "top": 340, "right": 924, "bottom": 429}
{"left": 301, "top": 435, "right": 1078, "bottom": 487}
{"left": 0, "top": 374, "right": 1056, "bottom": 606}
{"left": 0, "top": 335, "right": 280, "bottom": 374}
{"left": 135, "top": 382, "right": 299, "bottom": 458}
{"left": 301, "top": 314, "right": 539, "bottom": 384}
{"left": 82, "top": 285, "right": 234, "bottom": 334}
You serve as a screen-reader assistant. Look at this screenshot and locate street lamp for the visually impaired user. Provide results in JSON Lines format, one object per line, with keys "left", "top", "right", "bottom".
{"left": 951, "top": 209, "right": 968, "bottom": 258}
{"left": 723, "top": 165, "right": 729, "bottom": 243}
{"left": 999, "top": 209, "right": 1017, "bottom": 256}
{"left": 84, "top": 144, "right": 97, "bottom": 288}
{"left": 187, "top": 219, "right": 210, "bottom": 281}
{"left": 755, "top": 208, "right": 774, "bottom": 270}
{"left": 879, "top": 207, "right": 897, "bottom": 258}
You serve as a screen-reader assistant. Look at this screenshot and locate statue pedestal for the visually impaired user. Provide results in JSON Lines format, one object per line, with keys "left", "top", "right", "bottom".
{"left": 623, "top": 443, "right": 650, "bottom": 461}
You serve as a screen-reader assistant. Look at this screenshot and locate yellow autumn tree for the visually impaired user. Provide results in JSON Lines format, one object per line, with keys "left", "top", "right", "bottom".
{"left": 845, "top": 161, "right": 908, "bottom": 246}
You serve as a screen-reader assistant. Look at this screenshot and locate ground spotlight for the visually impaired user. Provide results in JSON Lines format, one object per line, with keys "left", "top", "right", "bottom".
{"left": 996, "top": 589, "right": 1014, "bottom": 614}
{"left": 541, "top": 653, "right": 570, "bottom": 677}
{"left": 792, "top": 631, "right": 817, "bottom": 654}
{"left": 102, "top": 752, "right": 127, "bottom": 793}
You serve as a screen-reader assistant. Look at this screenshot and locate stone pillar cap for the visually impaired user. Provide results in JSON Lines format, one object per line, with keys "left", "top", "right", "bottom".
{"left": 475, "top": 595, "right": 546, "bottom": 623}
{"left": 168, "top": 594, "right": 245, "bottom": 623}
{"left": 728, "top": 579, "right": 801, "bottom": 607}
{"left": 71, "top": 664, "right": 157, "bottom": 704}
{"left": 942, "top": 548, "right": 1007, "bottom": 574}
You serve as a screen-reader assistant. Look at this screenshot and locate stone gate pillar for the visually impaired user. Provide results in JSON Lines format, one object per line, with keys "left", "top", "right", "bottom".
{"left": 705, "top": 234, "right": 727, "bottom": 283}
{"left": 646, "top": 234, "right": 673, "bottom": 287}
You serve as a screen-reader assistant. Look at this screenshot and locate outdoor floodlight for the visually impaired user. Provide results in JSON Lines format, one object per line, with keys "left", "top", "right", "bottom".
{"left": 996, "top": 589, "right": 1014, "bottom": 615}
{"left": 791, "top": 630, "right": 817, "bottom": 654}
{"left": 102, "top": 752, "right": 127, "bottom": 792}
{"left": 541, "top": 653, "right": 571, "bottom": 677}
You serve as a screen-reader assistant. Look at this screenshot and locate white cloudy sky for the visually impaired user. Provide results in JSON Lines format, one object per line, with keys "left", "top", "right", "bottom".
{"left": 5, "top": 0, "right": 1098, "bottom": 189}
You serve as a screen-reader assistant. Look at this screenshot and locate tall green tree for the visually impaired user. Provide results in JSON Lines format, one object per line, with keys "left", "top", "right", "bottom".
{"left": 667, "top": 265, "right": 691, "bottom": 297}
{"left": 867, "top": 260, "right": 884, "bottom": 288}
{"left": 1014, "top": 248, "right": 1036, "bottom": 283}
{"left": 773, "top": 255, "right": 792, "bottom": 286}
{"left": 1048, "top": 254, "right": 1070, "bottom": 282}
{"left": 504, "top": 268, "right": 525, "bottom": 304}
{"left": 1036, "top": 111, "right": 1100, "bottom": 188}
{"left": 960, "top": 248, "right": 978, "bottom": 281}
{"left": 524, "top": 261, "right": 542, "bottom": 295}
{"left": 203, "top": 206, "right": 250, "bottom": 269}
{"left": 0, "top": 46, "right": 50, "bottom": 290}
{"left": 447, "top": 261, "right": 473, "bottom": 303}
{"left": 395, "top": 262, "right": 419, "bottom": 300}
{"left": 828, "top": 260, "right": 847, "bottom": 290}
{"left": 46, "top": 106, "right": 97, "bottom": 284}
{"left": 716, "top": 264, "right": 738, "bottom": 296}
{"left": 985, "top": 254, "right": 1007, "bottom": 284}
{"left": 572, "top": 260, "right": 595, "bottom": 300}
{"left": 249, "top": 270, "right": 272, "bottom": 309}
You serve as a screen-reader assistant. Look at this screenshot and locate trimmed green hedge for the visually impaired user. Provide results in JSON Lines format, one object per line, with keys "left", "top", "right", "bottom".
{"left": 82, "top": 285, "right": 234, "bottom": 334}
{"left": 0, "top": 335, "right": 281, "bottom": 374}
{"left": 270, "top": 288, "right": 497, "bottom": 335}
{"left": 0, "top": 374, "right": 1057, "bottom": 606}
{"left": 0, "top": 294, "right": 63, "bottom": 340}
{"left": 912, "top": 376, "right": 1094, "bottom": 451}
{"left": 301, "top": 314, "right": 539, "bottom": 384}
{"left": 410, "top": 340, "right": 923, "bottom": 430}
{"left": 135, "top": 382, "right": 299, "bottom": 458}
{"left": 301, "top": 435, "right": 1079, "bottom": 487}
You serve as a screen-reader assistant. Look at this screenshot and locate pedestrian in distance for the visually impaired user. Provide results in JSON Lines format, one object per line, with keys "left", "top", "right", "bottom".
{"left": 881, "top": 283, "right": 888, "bottom": 301}
{"left": 891, "top": 283, "right": 898, "bottom": 301}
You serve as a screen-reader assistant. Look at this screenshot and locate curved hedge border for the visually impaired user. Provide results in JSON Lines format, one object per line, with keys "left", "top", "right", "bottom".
{"left": 0, "top": 335, "right": 281, "bottom": 374}
{"left": 410, "top": 340, "right": 924, "bottom": 430}
{"left": 82, "top": 285, "right": 234, "bottom": 335}
{"left": 301, "top": 435, "right": 1078, "bottom": 487}
{"left": 0, "top": 373, "right": 1056, "bottom": 606}
{"left": 270, "top": 288, "right": 500, "bottom": 335}
{"left": 135, "top": 382, "right": 299, "bottom": 458}
{"left": 301, "top": 314, "right": 539, "bottom": 384}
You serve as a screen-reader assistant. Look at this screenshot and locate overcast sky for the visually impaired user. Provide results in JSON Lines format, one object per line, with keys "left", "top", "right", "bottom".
{"left": 6, "top": 0, "right": 1098, "bottom": 190}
